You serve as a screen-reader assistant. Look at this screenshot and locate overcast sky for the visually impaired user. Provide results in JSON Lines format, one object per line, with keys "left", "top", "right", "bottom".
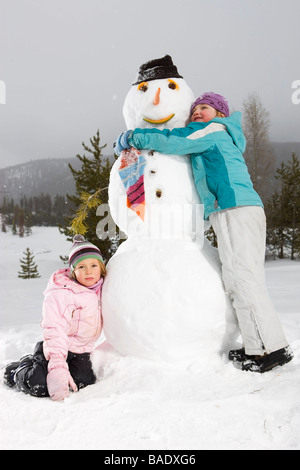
{"left": 0, "top": 0, "right": 299, "bottom": 169}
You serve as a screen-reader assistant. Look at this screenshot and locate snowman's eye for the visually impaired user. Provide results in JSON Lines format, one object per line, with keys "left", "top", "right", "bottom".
{"left": 138, "top": 82, "right": 148, "bottom": 93}
{"left": 168, "top": 79, "right": 179, "bottom": 90}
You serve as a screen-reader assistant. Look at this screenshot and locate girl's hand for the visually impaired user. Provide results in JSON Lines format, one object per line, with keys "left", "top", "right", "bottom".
{"left": 47, "top": 367, "right": 78, "bottom": 401}
{"left": 114, "top": 130, "right": 133, "bottom": 156}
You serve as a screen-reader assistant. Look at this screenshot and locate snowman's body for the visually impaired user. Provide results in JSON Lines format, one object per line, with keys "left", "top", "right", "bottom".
{"left": 102, "top": 64, "right": 236, "bottom": 362}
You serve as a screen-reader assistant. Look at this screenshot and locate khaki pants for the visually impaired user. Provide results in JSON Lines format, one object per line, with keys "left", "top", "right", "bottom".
{"left": 210, "top": 206, "right": 288, "bottom": 355}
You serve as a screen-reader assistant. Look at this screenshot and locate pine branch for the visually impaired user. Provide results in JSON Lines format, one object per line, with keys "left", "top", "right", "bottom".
{"left": 70, "top": 187, "right": 108, "bottom": 235}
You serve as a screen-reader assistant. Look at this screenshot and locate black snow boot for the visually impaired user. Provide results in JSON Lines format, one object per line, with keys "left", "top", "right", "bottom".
{"left": 3, "top": 354, "right": 33, "bottom": 388}
{"left": 228, "top": 347, "right": 247, "bottom": 362}
{"left": 3, "top": 361, "right": 21, "bottom": 387}
{"left": 241, "top": 346, "right": 294, "bottom": 373}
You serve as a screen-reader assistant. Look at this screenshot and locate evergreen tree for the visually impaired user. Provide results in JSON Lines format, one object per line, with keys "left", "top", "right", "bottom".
{"left": 1, "top": 213, "right": 6, "bottom": 232}
{"left": 265, "top": 190, "right": 287, "bottom": 259}
{"left": 18, "top": 208, "right": 25, "bottom": 237}
{"left": 276, "top": 153, "right": 300, "bottom": 259}
{"left": 12, "top": 220, "right": 17, "bottom": 235}
{"left": 24, "top": 213, "right": 32, "bottom": 236}
{"left": 18, "top": 248, "right": 41, "bottom": 279}
{"left": 60, "top": 130, "right": 117, "bottom": 261}
{"left": 266, "top": 153, "right": 300, "bottom": 259}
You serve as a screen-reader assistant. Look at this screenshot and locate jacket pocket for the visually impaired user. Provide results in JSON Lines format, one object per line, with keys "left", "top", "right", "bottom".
{"left": 68, "top": 307, "right": 81, "bottom": 336}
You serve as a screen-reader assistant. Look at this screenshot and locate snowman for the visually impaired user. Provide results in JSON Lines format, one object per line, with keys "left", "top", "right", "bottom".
{"left": 102, "top": 55, "right": 236, "bottom": 364}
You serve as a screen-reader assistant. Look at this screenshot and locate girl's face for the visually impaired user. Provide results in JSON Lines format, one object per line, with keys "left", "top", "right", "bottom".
{"left": 191, "top": 104, "right": 217, "bottom": 123}
{"left": 74, "top": 258, "right": 102, "bottom": 287}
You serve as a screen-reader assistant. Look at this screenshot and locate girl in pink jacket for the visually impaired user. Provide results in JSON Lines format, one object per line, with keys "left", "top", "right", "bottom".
{"left": 4, "top": 235, "right": 106, "bottom": 401}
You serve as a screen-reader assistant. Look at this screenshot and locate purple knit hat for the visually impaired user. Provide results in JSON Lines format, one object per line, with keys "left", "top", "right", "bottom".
{"left": 191, "top": 92, "right": 230, "bottom": 117}
{"left": 69, "top": 234, "right": 104, "bottom": 273}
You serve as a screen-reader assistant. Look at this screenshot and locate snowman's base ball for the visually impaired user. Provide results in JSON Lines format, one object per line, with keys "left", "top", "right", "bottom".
{"left": 102, "top": 238, "right": 237, "bottom": 363}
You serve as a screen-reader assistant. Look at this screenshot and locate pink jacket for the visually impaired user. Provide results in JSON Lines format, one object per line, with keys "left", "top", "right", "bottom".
{"left": 41, "top": 268, "right": 103, "bottom": 363}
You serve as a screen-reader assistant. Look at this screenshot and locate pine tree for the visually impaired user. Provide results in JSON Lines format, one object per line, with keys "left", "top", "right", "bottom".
{"left": 1, "top": 214, "right": 6, "bottom": 232}
{"left": 24, "top": 214, "right": 32, "bottom": 236}
{"left": 18, "top": 209, "right": 25, "bottom": 238}
{"left": 18, "top": 248, "right": 41, "bottom": 279}
{"left": 265, "top": 190, "right": 288, "bottom": 258}
{"left": 276, "top": 153, "right": 300, "bottom": 259}
{"left": 266, "top": 153, "right": 300, "bottom": 259}
{"left": 60, "top": 130, "right": 117, "bottom": 261}
{"left": 12, "top": 220, "right": 17, "bottom": 235}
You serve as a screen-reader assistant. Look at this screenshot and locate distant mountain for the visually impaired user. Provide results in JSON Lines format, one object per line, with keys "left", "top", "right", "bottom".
{"left": 0, "top": 158, "right": 80, "bottom": 203}
{"left": 272, "top": 142, "right": 300, "bottom": 167}
{"left": 0, "top": 156, "right": 114, "bottom": 204}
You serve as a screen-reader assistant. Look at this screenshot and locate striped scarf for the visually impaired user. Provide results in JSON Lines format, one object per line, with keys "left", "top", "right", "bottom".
{"left": 118, "top": 148, "right": 146, "bottom": 220}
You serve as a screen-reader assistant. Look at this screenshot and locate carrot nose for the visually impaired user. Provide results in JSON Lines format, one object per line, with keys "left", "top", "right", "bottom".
{"left": 153, "top": 87, "right": 161, "bottom": 105}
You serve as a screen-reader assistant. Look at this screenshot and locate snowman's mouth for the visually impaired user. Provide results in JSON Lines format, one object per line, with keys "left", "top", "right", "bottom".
{"left": 143, "top": 114, "right": 175, "bottom": 125}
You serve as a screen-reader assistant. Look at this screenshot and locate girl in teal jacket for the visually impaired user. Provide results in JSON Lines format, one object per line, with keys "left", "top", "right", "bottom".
{"left": 116, "top": 96, "right": 263, "bottom": 220}
{"left": 115, "top": 92, "right": 293, "bottom": 373}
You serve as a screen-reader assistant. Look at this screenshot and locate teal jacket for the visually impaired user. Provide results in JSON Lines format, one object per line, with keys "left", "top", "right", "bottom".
{"left": 128, "top": 112, "right": 263, "bottom": 220}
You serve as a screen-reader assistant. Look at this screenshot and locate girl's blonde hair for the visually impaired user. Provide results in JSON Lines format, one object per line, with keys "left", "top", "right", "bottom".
{"left": 216, "top": 110, "right": 226, "bottom": 118}
{"left": 99, "top": 260, "right": 107, "bottom": 277}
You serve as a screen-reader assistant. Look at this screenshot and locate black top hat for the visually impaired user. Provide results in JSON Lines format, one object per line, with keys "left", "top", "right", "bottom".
{"left": 132, "top": 55, "right": 183, "bottom": 85}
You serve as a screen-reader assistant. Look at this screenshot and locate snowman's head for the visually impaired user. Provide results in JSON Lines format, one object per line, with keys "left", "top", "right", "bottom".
{"left": 123, "top": 55, "right": 195, "bottom": 130}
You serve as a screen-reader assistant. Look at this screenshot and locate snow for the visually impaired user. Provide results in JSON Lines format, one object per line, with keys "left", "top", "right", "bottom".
{"left": 0, "top": 227, "right": 299, "bottom": 450}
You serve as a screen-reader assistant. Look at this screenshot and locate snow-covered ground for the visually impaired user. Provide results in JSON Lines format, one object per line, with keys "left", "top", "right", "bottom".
{"left": 0, "top": 227, "right": 299, "bottom": 450}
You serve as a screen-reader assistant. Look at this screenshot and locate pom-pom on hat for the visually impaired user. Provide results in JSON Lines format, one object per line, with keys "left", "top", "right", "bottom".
{"left": 191, "top": 92, "right": 230, "bottom": 117}
{"left": 69, "top": 234, "right": 104, "bottom": 273}
{"left": 132, "top": 55, "right": 183, "bottom": 85}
